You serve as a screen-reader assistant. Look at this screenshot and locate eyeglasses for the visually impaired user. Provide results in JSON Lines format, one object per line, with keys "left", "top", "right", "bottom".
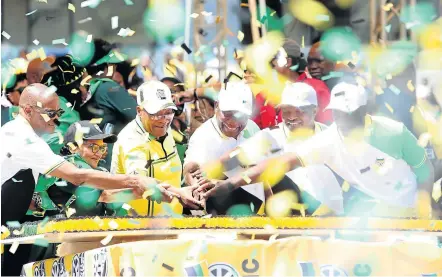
{"left": 146, "top": 109, "right": 175, "bottom": 121}
{"left": 86, "top": 143, "right": 107, "bottom": 154}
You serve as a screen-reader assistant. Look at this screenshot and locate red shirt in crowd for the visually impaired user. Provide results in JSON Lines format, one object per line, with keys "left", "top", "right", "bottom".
{"left": 252, "top": 73, "right": 332, "bottom": 129}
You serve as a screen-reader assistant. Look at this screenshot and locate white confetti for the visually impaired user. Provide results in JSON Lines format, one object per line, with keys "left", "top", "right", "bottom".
{"left": 108, "top": 220, "right": 118, "bottom": 230}
{"left": 111, "top": 16, "right": 119, "bottom": 30}
{"left": 33, "top": 39, "right": 40, "bottom": 45}
{"left": 201, "top": 11, "right": 212, "bottom": 16}
{"left": 190, "top": 13, "right": 199, "bottom": 18}
{"left": 122, "top": 203, "right": 132, "bottom": 210}
{"left": 66, "top": 102, "right": 72, "bottom": 108}
{"left": 96, "top": 71, "right": 104, "bottom": 76}
{"left": 25, "top": 9, "right": 38, "bottom": 16}
{"left": 80, "top": 0, "right": 96, "bottom": 7}
{"left": 100, "top": 234, "right": 113, "bottom": 245}
{"left": 52, "top": 38, "right": 66, "bottom": 45}
{"left": 86, "top": 34, "right": 92, "bottom": 43}
{"left": 78, "top": 17, "right": 92, "bottom": 24}
{"left": 1, "top": 31, "right": 11, "bottom": 40}
{"left": 9, "top": 241, "right": 19, "bottom": 254}
{"left": 12, "top": 178, "right": 23, "bottom": 183}
{"left": 66, "top": 208, "right": 76, "bottom": 218}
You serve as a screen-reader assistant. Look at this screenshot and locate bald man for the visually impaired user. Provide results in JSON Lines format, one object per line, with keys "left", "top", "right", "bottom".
{"left": 1, "top": 84, "right": 178, "bottom": 223}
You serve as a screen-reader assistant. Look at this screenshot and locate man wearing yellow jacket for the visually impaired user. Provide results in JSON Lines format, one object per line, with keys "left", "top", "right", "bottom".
{"left": 111, "top": 81, "right": 203, "bottom": 216}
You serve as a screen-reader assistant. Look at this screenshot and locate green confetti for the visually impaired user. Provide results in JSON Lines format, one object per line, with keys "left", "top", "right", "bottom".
{"left": 250, "top": 248, "right": 257, "bottom": 259}
{"left": 289, "top": 64, "right": 299, "bottom": 71}
{"left": 320, "top": 27, "right": 361, "bottom": 62}
{"left": 389, "top": 84, "right": 401, "bottom": 95}
{"left": 259, "top": 15, "right": 267, "bottom": 24}
{"left": 123, "top": 0, "right": 134, "bottom": 5}
{"left": 250, "top": 202, "right": 255, "bottom": 212}
{"left": 353, "top": 264, "right": 372, "bottom": 276}
{"left": 201, "top": 240, "right": 208, "bottom": 254}
{"left": 243, "top": 129, "right": 251, "bottom": 139}
{"left": 316, "top": 14, "right": 330, "bottom": 21}
{"left": 34, "top": 238, "right": 49, "bottom": 247}
{"left": 6, "top": 221, "right": 21, "bottom": 228}
{"left": 40, "top": 217, "right": 50, "bottom": 227}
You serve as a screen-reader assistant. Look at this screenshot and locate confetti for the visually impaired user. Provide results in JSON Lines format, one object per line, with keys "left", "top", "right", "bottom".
{"left": 124, "top": 0, "right": 134, "bottom": 5}
{"left": 1, "top": 31, "right": 11, "bottom": 40}
{"left": 12, "top": 228, "right": 24, "bottom": 236}
{"left": 190, "top": 13, "right": 199, "bottom": 18}
{"left": 66, "top": 208, "right": 76, "bottom": 218}
{"left": 55, "top": 180, "right": 68, "bottom": 187}
{"left": 122, "top": 203, "right": 132, "bottom": 210}
{"left": 201, "top": 11, "right": 212, "bottom": 17}
{"left": 250, "top": 202, "right": 255, "bottom": 212}
{"left": 68, "top": 3, "right": 76, "bottom": 12}
{"left": 181, "top": 43, "right": 192, "bottom": 54}
{"left": 385, "top": 74, "right": 393, "bottom": 80}
{"left": 71, "top": 88, "right": 79, "bottom": 94}
{"left": 162, "top": 263, "right": 174, "bottom": 272}
{"left": 229, "top": 149, "right": 241, "bottom": 158}
{"left": 40, "top": 217, "right": 50, "bottom": 227}
{"left": 33, "top": 39, "right": 40, "bottom": 45}
{"left": 6, "top": 221, "right": 21, "bottom": 228}
{"left": 269, "top": 234, "right": 279, "bottom": 242}
{"left": 111, "top": 16, "right": 119, "bottom": 30}
{"left": 12, "top": 178, "right": 22, "bottom": 183}
{"left": 316, "top": 14, "right": 330, "bottom": 21}
{"left": 242, "top": 173, "right": 252, "bottom": 184}
{"left": 347, "top": 61, "right": 355, "bottom": 69}
{"left": 432, "top": 182, "right": 441, "bottom": 202}
{"left": 90, "top": 118, "right": 103, "bottom": 124}
{"left": 80, "top": 75, "right": 92, "bottom": 86}
{"left": 374, "top": 85, "right": 384, "bottom": 95}
{"left": 86, "top": 34, "right": 92, "bottom": 43}
{"left": 9, "top": 242, "right": 19, "bottom": 254}
{"left": 52, "top": 38, "right": 66, "bottom": 45}
{"left": 384, "top": 103, "right": 394, "bottom": 113}
{"left": 26, "top": 9, "right": 38, "bottom": 16}
{"left": 37, "top": 47, "right": 46, "bottom": 60}
{"left": 41, "top": 113, "right": 51, "bottom": 122}
{"left": 152, "top": 254, "right": 158, "bottom": 263}
{"left": 407, "top": 80, "right": 415, "bottom": 92}
{"left": 237, "top": 31, "right": 245, "bottom": 42}
{"left": 389, "top": 84, "right": 401, "bottom": 95}
{"left": 37, "top": 0, "right": 47, "bottom": 2}
{"left": 108, "top": 220, "right": 119, "bottom": 229}
{"left": 215, "top": 16, "right": 221, "bottom": 24}
{"left": 34, "top": 238, "right": 49, "bottom": 247}
{"left": 418, "top": 133, "right": 432, "bottom": 147}
{"left": 342, "top": 181, "right": 350, "bottom": 192}
{"left": 78, "top": 17, "right": 92, "bottom": 24}
{"left": 409, "top": 106, "right": 415, "bottom": 113}
{"left": 107, "top": 65, "right": 114, "bottom": 77}
{"left": 100, "top": 234, "right": 113, "bottom": 245}
{"left": 170, "top": 166, "right": 181, "bottom": 173}
{"left": 385, "top": 24, "right": 391, "bottom": 33}
{"left": 382, "top": 3, "right": 393, "bottom": 11}
{"left": 81, "top": 0, "right": 98, "bottom": 8}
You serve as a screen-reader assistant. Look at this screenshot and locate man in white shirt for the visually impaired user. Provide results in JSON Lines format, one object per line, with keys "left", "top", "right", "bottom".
{"left": 183, "top": 81, "right": 263, "bottom": 215}
{"left": 1, "top": 84, "right": 180, "bottom": 275}
{"left": 199, "top": 81, "right": 434, "bottom": 218}
{"left": 220, "top": 82, "right": 343, "bottom": 215}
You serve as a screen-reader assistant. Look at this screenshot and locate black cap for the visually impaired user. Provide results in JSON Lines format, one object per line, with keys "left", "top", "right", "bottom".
{"left": 64, "top": 121, "right": 117, "bottom": 145}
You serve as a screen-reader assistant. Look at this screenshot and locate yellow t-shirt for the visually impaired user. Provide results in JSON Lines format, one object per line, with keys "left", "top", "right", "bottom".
{"left": 111, "top": 117, "right": 183, "bottom": 216}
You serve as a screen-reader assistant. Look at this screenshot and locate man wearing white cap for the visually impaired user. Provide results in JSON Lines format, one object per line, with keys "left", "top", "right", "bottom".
{"left": 111, "top": 80, "right": 203, "bottom": 216}
{"left": 202, "top": 81, "right": 434, "bottom": 218}
{"left": 196, "top": 82, "right": 343, "bottom": 215}
{"left": 183, "top": 81, "right": 263, "bottom": 215}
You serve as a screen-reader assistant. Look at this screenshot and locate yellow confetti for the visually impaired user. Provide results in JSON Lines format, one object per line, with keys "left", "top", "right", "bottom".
{"left": 9, "top": 241, "right": 19, "bottom": 254}
{"left": 242, "top": 173, "right": 252, "bottom": 184}
{"left": 237, "top": 31, "right": 245, "bottom": 42}
{"left": 432, "top": 181, "right": 441, "bottom": 202}
{"left": 106, "top": 65, "right": 114, "bottom": 77}
{"left": 384, "top": 103, "right": 394, "bottom": 113}
{"left": 374, "top": 85, "right": 384, "bottom": 95}
{"left": 108, "top": 220, "right": 119, "bottom": 230}
{"left": 100, "top": 234, "right": 113, "bottom": 245}
{"left": 251, "top": 234, "right": 255, "bottom": 240}
{"left": 215, "top": 16, "right": 221, "bottom": 24}
{"left": 342, "top": 181, "right": 350, "bottom": 192}
{"left": 80, "top": 75, "right": 92, "bottom": 86}
{"left": 131, "top": 59, "right": 140, "bottom": 67}
{"left": 418, "top": 133, "right": 432, "bottom": 147}
{"left": 302, "top": 36, "right": 305, "bottom": 48}
{"left": 66, "top": 208, "right": 76, "bottom": 218}
{"left": 68, "top": 3, "right": 76, "bottom": 13}
{"left": 240, "top": 3, "right": 248, "bottom": 7}
{"left": 409, "top": 106, "right": 415, "bottom": 113}
{"left": 266, "top": 191, "right": 298, "bottom": 218}
{"left": 382, "top": 3, "right": 393, "bottom": 11}
{"left": 385, "top": 74, "right": 393, "bottom": 80}
{"left": 407, "top": 80, "right": 415, "bottom": 92}
{"left": 57, "top": 132, "right": 64, "bottom": 144}
{"left": 26, "top": 50, "right": 38, "bottom": 61}
{"left": 40, "top": 113, "right": 50, "bottom": 122}
{"left": 90, "top": 118, "right": 103, "bottom": 124}
{"left": 202, "top": 161, "right": 225, "bottom": 180}
{"left": 258, "top": 158, "right": 289, "bottom": 187}
{"left": 71, "top": 88, "right": 79, "bottom": 94}
{"left": 37, "top": 47, "right": 46, "bottom": 61}
{"left": 269, "top": 234, "right": 279, "bottom": 242}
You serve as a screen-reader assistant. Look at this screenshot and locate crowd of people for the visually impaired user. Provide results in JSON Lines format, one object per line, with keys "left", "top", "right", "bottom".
{"left": 1, "top": 36, "right": 441, "bottom": 274}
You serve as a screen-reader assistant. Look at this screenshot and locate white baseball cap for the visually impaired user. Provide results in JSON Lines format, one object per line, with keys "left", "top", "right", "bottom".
{"left": 218, "top": 81, "right": 253, "bottom": 116}
{"left": 325, "top": 82, "right": 367, "bottom": 113}
{"left": 136, "top": 80, "right": 177, "bottom": 114}
{"left": 279, "top": 82, "right": 318, "bottom": 107}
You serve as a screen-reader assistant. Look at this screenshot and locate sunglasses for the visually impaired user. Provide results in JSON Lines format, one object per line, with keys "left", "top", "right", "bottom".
{"left": 86, "top": 143, "right": 107, "bottom": 154}
{"left": 38, "top": 107, "right": 65, "bottom": 119}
